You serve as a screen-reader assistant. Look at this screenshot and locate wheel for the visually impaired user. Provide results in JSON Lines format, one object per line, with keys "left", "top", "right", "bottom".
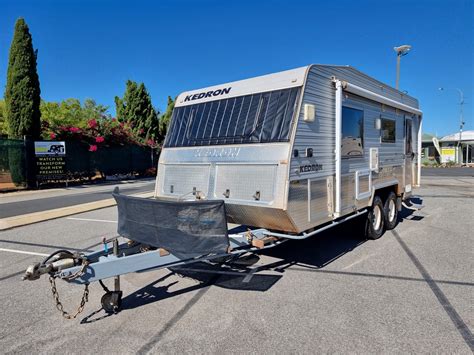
{"left": 384, "top": 192, "right": 399, "bottom": 230}
{"left": 366, "top": 195, "right": 385, "bottom": 240}
{"left": 101, "top": 291, "right": 122, "bottom": 314}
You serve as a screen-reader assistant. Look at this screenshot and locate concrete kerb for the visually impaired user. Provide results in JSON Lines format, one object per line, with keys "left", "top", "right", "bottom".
{"left": 0, "top": 192, "right": 154, "bottom": 231}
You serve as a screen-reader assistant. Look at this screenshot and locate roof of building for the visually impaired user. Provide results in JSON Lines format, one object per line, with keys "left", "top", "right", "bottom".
{"left": 440, "top": 130, "right": 474, "bottom": 142}
{"left": 422, "top": 133, "right": 437, "bottom": 143}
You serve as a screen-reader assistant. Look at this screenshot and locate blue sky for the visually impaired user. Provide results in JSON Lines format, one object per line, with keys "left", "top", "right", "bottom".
{"left": 0, "top": 0, "right": 472, "bottom": 137}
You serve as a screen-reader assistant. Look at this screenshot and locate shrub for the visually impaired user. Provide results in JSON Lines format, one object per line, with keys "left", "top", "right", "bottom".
{"left": 8, "top": 145, "right": 26, "bottom": 186}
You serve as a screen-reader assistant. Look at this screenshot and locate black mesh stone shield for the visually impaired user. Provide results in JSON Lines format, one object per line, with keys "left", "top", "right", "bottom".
{"left": 113, "top": 187, "right": 229, "bottom": 259}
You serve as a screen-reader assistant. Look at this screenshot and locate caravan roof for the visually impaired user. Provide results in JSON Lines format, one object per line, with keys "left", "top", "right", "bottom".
{"left": 166, "top": 64, "right": 421, "bottom": 148}
{"left": 175, "top": 66, "right": 308, "bottom": 108}
{"left": 175, "top": 64, "right": 419, "bottom": 108}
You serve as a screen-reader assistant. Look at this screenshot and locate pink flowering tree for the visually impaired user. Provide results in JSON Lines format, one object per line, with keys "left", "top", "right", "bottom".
{"left": 44, "top": 117, "right": 157, "bottom": 153}
{"left": 39, "top": 100, "right": 162, "bottom": 179}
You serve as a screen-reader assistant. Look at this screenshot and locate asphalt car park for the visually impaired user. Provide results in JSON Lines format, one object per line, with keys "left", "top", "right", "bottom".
{"left": 0, "top": 175, "right": 472, "bottom": 354}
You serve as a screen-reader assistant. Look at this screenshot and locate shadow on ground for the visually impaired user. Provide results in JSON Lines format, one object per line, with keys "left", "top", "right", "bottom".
{"left": 82, "top": 206, "right": 423, "bottom": 321}
{"left": 117, "top": 215, "right": 373, "bottom": 312}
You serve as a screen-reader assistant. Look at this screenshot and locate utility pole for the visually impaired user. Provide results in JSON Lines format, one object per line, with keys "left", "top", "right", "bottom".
{"left": 394, "top": 45, "right": 411, "bottom": 90}
{"left": 439, "top": 87, "right": 465, "bottom": 164}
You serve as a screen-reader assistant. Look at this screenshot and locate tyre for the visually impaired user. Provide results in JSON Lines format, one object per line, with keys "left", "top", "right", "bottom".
{"left": 366, "top": 195, "right": 385, "bottom": 240}
{"left": 384, "top": 192, "right": 399, "bottom": 230}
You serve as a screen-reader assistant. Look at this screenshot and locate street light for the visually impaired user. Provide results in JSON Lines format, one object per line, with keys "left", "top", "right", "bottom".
{"left": 394, "top": 45, "right": 411, "bottom": 90}
{"left": 439, "top": 87, "right": 465, "bottom": 163}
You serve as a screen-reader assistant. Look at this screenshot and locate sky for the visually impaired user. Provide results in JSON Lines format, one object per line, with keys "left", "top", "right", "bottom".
{"left": 0, "top": 0, "right": 472, "bottom": 137}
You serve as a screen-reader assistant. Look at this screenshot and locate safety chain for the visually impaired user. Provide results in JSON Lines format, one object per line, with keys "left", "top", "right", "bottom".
{"left": 60, "top": 260, "right": 90, "bottom": 281}
{"left": 49, "top": 276, "right": 89, "bottom": 319}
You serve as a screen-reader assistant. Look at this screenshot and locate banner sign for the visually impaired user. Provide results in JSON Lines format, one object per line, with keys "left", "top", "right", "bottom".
{"left": 441, "top": 146, "right": 456, "bottom": 163}
{"left": 34, "top": 141, "right": 67, "bottom": 180}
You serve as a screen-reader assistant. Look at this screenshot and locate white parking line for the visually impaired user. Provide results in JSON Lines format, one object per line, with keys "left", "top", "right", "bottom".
{"left": 66, "top": 217, "right": 117, "bottom": 223}
{"left": 342, "top": 254, "right": 373, "bottom": 270}
{"left": 0, "top": 248, "right": 49, "bottom": 257}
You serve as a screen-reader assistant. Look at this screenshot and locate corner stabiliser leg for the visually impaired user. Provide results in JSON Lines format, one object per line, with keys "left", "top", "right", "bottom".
{"left": 101, "top": 290, "right": 122, "bottom": 314}
{"left": 101, "top": 239, "right": 123, "bottom": 314}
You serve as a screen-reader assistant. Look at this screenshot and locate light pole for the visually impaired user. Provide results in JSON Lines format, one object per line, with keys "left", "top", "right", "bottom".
{"left": 439, "top": 87, "right": 465, "bottom": 163}
{"left": 394, "top": 45, "right": 411, "bottom": 90}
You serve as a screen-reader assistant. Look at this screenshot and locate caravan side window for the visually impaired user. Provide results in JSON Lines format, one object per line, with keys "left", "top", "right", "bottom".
{"left": 381, "top": 118, "right": 396, "bottom": 143}
{"left": 342, "top": 106, "right": 364, "bottom": 158}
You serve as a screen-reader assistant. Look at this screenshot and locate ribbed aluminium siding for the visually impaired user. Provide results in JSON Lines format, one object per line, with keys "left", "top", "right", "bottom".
{"left": 317, "top": 65, "right": 419, "bottom": 108}
{"left": 288, "top": 64, "right": 420, "bottom": 216}
{"left": 289, "top": 66, "right": 336, "bottom": 180}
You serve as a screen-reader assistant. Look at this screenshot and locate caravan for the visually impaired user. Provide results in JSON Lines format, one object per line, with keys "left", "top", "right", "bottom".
{"left": 157, "top": 64, "right": 422, "bottom": 239}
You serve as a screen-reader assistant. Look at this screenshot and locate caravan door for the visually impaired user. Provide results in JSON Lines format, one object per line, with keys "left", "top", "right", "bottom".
{"left": 405, "top": 117, "right": 414, "bottom": 192}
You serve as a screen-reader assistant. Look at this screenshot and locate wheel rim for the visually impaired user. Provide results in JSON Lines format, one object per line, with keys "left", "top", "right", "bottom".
{"left": 388, "top": 199, "right": 396, "bottom": 222}
{"left": 372, "top": 205, "right": 382, "bottom": 231}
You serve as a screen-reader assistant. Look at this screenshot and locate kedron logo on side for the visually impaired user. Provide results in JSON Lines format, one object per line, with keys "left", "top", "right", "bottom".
{"left": 299, "top": 164, "right": 323, "bottom": 173}
{"left": 184, "top": 87, "right": 232, "bottom": 102}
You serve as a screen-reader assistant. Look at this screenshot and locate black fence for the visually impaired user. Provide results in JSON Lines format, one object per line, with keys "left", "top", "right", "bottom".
{"left": 0, "top": 138, "right": 159, "bottom": 191}
{"left": 0, "top": 139, "right": 30, "bottom": 190}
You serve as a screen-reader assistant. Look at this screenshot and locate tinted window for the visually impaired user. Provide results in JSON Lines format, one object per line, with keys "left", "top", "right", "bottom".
{"left": 342, "top": 106, "right": 364, "bottom": 158}
{"left": 164, "top": 87, "right": 300, "bottom": 147}
{"left": 381, "top": 118, "right": 396, "bottom": 143}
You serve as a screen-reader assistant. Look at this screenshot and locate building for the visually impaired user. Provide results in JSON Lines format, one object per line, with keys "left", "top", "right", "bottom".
{"left": 439, "top": 130, "right": 474, "bottom": 164}
{"left": 421, "top": 133, "right": 440, "bottom": 164}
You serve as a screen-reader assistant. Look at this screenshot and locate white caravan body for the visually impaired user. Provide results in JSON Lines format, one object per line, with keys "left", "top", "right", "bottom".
{"left": 155, "top": 65, "right": 422, "bottom": 233}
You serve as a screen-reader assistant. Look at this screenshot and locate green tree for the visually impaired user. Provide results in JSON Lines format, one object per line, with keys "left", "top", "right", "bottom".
{"left": 159, "top": 96, "right": 175, "bottom": 140}
{"left": 115, "top": 80, "right": 159, "bottom": 142}
{"left": 4, "top": 18, "right": 41, "bottom": 139}
{"left": 40, "top": 98, "right": 109, "bottom": 131}
{"left": 115, "top": 80, "right": 138, "bottom": 123}
{"left": 83, "top": 98, "right": 109, "bottom": 121}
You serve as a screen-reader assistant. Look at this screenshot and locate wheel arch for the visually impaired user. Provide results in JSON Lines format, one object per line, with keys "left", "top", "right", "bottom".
{"left": 368, "top": 182, "right": 399, "bottom": 205}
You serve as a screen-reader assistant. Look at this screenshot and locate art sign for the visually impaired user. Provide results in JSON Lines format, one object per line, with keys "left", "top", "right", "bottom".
{"left": 34, "top": 141, "right": 67, "bottom": 180}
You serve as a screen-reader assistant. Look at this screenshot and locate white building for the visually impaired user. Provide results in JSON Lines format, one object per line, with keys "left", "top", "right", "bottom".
{"left": 439, "top": 130, "right": 474, "bottom": 164}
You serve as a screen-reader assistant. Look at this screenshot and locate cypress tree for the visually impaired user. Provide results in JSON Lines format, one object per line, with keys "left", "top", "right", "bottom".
{"left": 159, "top": 96, "right": 175, "bottom": 141}
{"left": 115, "top": 80, "right": 159, "bottom": 142}
{"left": 115, "top": 80, "right": 138, "bottom": 123}
{"left": 0, "top": 100, "right": 6, "bottom": 137}
{"left": 4, "top": 18, "right": 41, "bottom": 139}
